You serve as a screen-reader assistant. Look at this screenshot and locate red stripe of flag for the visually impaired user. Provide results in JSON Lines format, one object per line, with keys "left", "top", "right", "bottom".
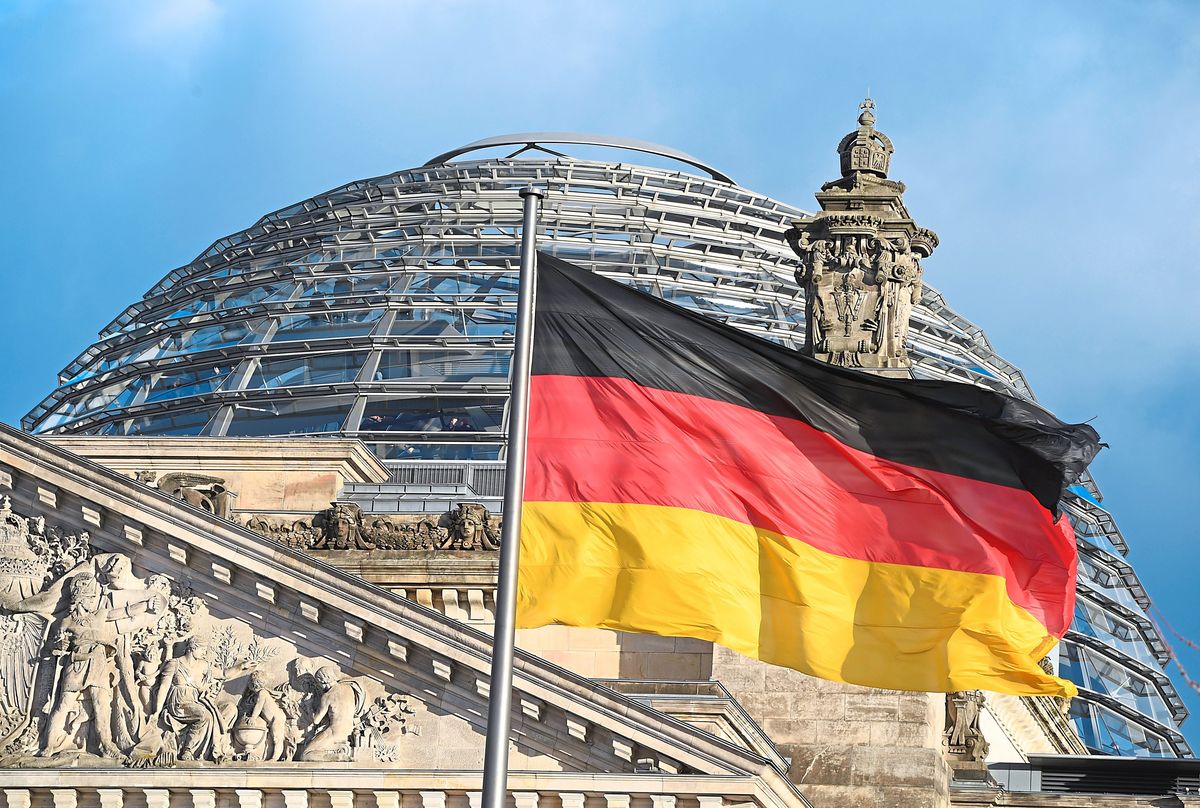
{"left": 527, "top": 374, "right": 1077, "bottom": 636}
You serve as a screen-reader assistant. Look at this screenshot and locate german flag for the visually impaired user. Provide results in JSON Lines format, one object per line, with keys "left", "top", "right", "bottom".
{"left": 517, "top": 254, "right": 1100, "bottom": 697}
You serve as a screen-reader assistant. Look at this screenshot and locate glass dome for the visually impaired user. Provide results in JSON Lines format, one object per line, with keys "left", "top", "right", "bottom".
{"left": 21, "top": 139, "right": 1190, "bottom": 757}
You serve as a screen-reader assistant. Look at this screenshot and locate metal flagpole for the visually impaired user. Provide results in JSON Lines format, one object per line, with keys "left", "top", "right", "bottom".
{"left": 481, "top": 185, "right": 543, "bottom": 808}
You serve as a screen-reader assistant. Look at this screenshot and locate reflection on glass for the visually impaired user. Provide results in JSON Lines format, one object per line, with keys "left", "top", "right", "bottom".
{"left": 375, "top": 349, "right": 510, "bottom": 382}
{"left": 1071, "top": 598, "right": 1159, "bottom": 668}
{"left": 367, "top": 442, "right": 502, "bottom": 461}
{"left": 145, "top": 365, "right": 234, "bottom": 403}
{"left": 98, "top": 318, "right": 269, "bottom": 373}
{"left": 271, "top": 309, "right": 383, "bottom": 342}
{"left": 1061, "top": 642, "right": 1171, "bottom": 724}
{"left": 224, "top": 398, "right": 354, "bottom": 437}
{"left": 1070, "top": 699, "right": 1169, "bottom": 757}
{"left": 101, "top": 407, "right": 217, "bottom": 437}
{"left": 246, "top": 352, "right": 367, "bottom": 389}
{"left": 355, "top": 396, "right": 504, "bottom": 435}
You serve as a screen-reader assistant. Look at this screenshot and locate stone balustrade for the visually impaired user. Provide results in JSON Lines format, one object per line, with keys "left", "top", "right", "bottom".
{"left": 398, "top": 586, "right": 496, "bottom": 624}
{"left": 0, "top": 772, "right": 795, "bottom": 808}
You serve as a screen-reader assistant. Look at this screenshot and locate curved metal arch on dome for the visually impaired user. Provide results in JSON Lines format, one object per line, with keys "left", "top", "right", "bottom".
{"left": 424, "top": 132, "right": 736, "bottom": 185}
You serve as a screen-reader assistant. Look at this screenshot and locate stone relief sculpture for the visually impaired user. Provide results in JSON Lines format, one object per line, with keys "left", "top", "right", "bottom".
{"left": 0, "top": 497, "right": 414, "bottom": 768}
{"left": 945, "top": 690, "right": 989, "bottom": 762}
{"left": 785, "top": 99, "right": 938, "bottom": 373}
{"left": 232, "top": 670, "right": 297, "bottom": 762}
{"left": 298, "top": 665, "right": 365, "bottom": 762}
{"left": 241, "top": 502, "right": 501, "bottom": 553}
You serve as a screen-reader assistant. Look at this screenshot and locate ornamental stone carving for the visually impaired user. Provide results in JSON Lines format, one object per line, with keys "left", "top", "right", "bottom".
{"left": 297, "top": 665, "right": 363, "bottom": 761}
{"left": 0, "top": 500, "right": 413, "bottom": 768}
{"left": 945, "top": 689, "right": 989, "bottom": 762}
{"left": 442, "top": 503, "right": 500, "bottom": 551}
{"left": 241, "top": 503, "right": 501, "bottom": 553}
{"left": 141, "top": 472, "right": 236, "bottom": 520}
{"left": 786, "top": 99, "right": 938, "bottom": 374}
{"left": 312, "top": 502, "right": 373, "bottom": 550}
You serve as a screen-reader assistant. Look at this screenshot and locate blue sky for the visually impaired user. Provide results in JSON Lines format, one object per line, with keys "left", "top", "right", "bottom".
{"left": 2, "top": 0, "right": 1199, "bottom": 745}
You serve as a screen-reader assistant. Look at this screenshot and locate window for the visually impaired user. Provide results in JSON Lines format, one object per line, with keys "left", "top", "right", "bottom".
{"left": 271, "top": 309, "right": 383, "bottom": 342}
{"left": 374, "top": 349, "right": 510, "bottom": 382}
{"left": 355, "top": 396, "right": 504, "bottom": 434}
{"left": 224, "top": 397, "right": 354, "bottom": 437}
{"left": 104, "top": 407, "right": 218, "bottom": 437}
{"left": 245, "top": 352, "right": 367, "bottom": 389}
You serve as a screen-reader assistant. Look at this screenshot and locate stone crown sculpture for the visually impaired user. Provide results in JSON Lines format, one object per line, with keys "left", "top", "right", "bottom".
{"left": 786, "top": 98, "right": 939, "bottom": 374}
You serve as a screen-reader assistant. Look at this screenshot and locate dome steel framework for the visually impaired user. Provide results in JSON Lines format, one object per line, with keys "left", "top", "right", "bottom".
{"left": 21, "top": 136, "right": 1190, "bottom": 757}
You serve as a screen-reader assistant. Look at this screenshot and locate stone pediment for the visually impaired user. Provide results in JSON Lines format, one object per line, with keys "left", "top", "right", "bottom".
{"left": 0, "top": 425, "right": 803, "bottom": 803}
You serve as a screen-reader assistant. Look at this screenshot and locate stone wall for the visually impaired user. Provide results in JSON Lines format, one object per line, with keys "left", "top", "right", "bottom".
{"left": 710, "top": 645, "right": 951, "bottom": 808}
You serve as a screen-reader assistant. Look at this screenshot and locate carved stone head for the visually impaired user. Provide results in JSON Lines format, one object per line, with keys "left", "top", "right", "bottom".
{"left": 68, "top": 574, "right": 102, "bottom": 614}
{"left": 147, "top": 573, "right": 172, "bottom": 596}
{"left": 248, "top": 670, "right": 268, "bottom": 692}
{"left": 315, "top": 665, "right": 340, "bottom": 691}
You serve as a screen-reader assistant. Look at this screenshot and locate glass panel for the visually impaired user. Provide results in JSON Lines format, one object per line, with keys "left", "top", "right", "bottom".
{"left": 43, "top": 378, "right": 146, "bottom": 427}
{"left": 355, "top": 396, "right": 504, "bottom": 433}
{"left": 374, "top": 349, "right": 511, "bottom": 382}
{"left": 293, "top": 274, "right": 394, "bottom": 304}
{"left": 224, "top": 397, "right": 355, "bottom": 437}
{"left": 1069, "top": 699, "right": 1171, "bottom": 756}
{"left": 245, "top": 352, "right": 368, "bottom": 389}
{"left": 1070, "top": 596, "right": 1159, "bottom": 668}
{"left": 463, "top": 309, "right": 516, "bottom": 338}
{"left": 1075, "top": 554, "right": 1147, "bottom": 613}
{"left": 158, "top": 281, "right": 299, "bottom": 321}
{"left": 399, "top": 272, "right": 518, "bottom": 299}
{"left": 387, "top": 309, "right": 465, "bottom": 338}
{"left": 1060, "top": 642, "right": 1172, "bottom": 724}
{"left": 271, "top": 309, "right": 383, "bottom": 342}
{"left": 98, "top": 318, "right": 269, "bottom": 373}
{"left": 161, "top": 319, "right": 269, "bottom": 355}
{"left": 104, "top": 407, "right": 217, "bottom": 437}
{"left": 367, "top": 442, "right": 503, "bottom": 461}
{"left": 145, "top": 364, "right": 234, "bottom": 403}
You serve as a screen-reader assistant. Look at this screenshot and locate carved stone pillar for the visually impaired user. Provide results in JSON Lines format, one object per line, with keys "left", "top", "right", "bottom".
{"left": 786, "top": 98, "right": 938, "bottom": 376}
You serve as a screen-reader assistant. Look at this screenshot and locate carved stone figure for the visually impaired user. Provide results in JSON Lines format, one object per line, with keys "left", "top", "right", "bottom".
{"left": 243, "top": 515, "right": 319, "bottom": 550}
{"left": 133, "top": 635, "right": 164, "bottom": 717}
{"left": 155, "top": 473, "right": 236, "bottom": 520}
{"left": 945, "top": 690, "right": 989, "bottom": 762}
{"left": 95, "top": 555, "right": 170, "bottom": 749}
{"left": 152, "top": 635, "right": 232, "bottom": 761}
{"left": 40, "top": 575, "right": 125, "bottom": 758}
{"left": 0, "top": 496, "right": 51, "bottom": 604}
{"left": 37, "top": 562, "right": 166, "bottom": 759}
{"left": 312, "top": 503, "right": 374, "bottom": 550}
{"left": 354, "top": 692, "right": 415, "bottom": 762}
{"left": 1037, "top": 655, "right": 1073, "bottom": 718}
{"left": 441, "top": 503, "right": 500, "bottom": 551}
{"left": 785, "top": 99, "right": 938, "bottom": 374}
{"left": 299, "top": 665, "right": 364, "bottom": 762}
{"left": 233, "top": 670, "right": 294, "bottom": 761}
